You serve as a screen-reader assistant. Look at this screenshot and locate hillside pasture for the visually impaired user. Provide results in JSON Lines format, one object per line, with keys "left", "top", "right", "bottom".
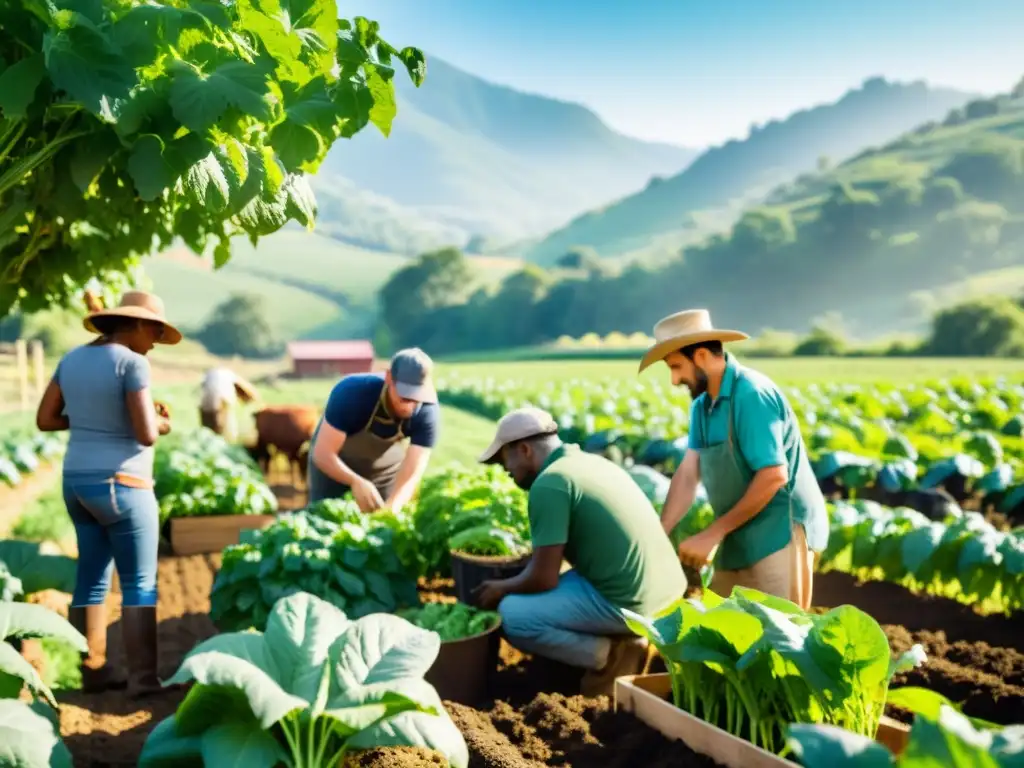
{"left": 145, "top": 230, "right": 525, "bottom": 341}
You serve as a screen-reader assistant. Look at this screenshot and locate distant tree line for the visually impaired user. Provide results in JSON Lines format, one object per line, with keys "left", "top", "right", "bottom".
{"left": 376, "top": 93, "right": 1024, "bottom": 359}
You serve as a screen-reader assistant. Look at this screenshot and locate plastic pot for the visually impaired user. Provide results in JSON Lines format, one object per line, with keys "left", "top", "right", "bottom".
{"left": 424, "top": 616, "right": 503, "bottom": 706}
{"left": 450, "top": 550, "right": 532, "bottom": 605}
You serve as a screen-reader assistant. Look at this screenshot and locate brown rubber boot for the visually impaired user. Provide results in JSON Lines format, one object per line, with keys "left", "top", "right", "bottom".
{"left": 580, "top": 636, "right": 651, "bottom": 699}
{"left": 67, "top": 605, "right": 127, "bottom": 693}
{"left": 120, "top": 606, "right": 163, "bottom": 697}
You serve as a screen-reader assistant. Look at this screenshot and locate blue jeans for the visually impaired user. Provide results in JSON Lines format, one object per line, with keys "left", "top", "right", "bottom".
{"left": 497, "top": 570, "right": 631, "bottom": 670}
{"left": 63, "top": 472, "right": 159, "bottom": 607}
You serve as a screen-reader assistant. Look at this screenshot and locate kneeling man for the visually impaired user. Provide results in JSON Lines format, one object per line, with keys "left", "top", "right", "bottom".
{"left": 474, "top": 407, "right": 687, "bottom": 696}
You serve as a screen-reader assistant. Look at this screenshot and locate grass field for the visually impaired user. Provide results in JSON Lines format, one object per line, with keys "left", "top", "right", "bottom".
{"left": 144, "top": 230, "right": 524, "bottom": 341}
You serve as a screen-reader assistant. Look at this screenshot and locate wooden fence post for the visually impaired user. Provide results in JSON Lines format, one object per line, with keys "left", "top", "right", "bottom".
{"left": 15, "top": 339, "right": 28, "bottom": 411}
{"left": 30, "top": 340, "right": 45, "bottom": 402}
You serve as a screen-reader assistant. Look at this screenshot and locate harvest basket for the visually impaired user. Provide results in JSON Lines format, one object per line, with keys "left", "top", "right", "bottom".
{"left": 450, "top": 550, "right": 531, "bottom": 605}
{"left": 614, "top": 673, "right": 910, "bottom": 768}
{"left": 170, "top": 514, "right": 277, "bottom": 556}
{"left": 425, "top": 615, "right": 504, "bottom": 706}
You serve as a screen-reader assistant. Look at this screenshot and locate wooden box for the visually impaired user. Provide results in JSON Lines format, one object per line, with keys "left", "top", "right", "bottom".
{"left": 615, "top": 673, "right": 910, "bottom": 767}
{"left": 170, "top": 515, "right": 276, "bottom": 556}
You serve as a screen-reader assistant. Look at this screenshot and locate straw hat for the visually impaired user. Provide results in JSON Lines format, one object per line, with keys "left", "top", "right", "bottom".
{"left": 83, "top": 290, "right": 182, "bottom": 345}
{"left": 637, "top": 309, "right": 748, "bottom": 373}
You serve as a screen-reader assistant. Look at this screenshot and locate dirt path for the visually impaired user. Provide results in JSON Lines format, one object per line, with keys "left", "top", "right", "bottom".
{"left": 57, "top": 555, "right": 220, "bottom": 767}
{"left": 0, "top": 462, "right": 60, "bottom": 536}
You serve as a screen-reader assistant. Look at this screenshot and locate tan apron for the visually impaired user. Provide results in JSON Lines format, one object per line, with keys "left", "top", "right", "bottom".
{"left": 307, "top": 387, "right": 408, "bottom": 502}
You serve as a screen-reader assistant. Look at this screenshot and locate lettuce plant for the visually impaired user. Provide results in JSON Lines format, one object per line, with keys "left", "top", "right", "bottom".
{"left": 140, "top": 591, "right": 468, "bottom": 768}
{"left": 623, "top": 586, "right": 927, "bottom": 754}
{"left": 210, "top": 511, "right": 418, "bottom": 633}
{"left": 0, "top": 602, "right": 88, "bottom": 767}
{"left": 155, "top": 430, "right": 278, "bottom": 523}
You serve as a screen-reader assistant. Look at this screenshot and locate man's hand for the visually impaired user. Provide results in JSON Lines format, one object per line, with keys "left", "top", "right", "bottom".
{"left": 157, "top": 416, "right": 172, "bottom": 436}
{"left": 351, "top": 476, "right": 385, "bottom": 513}
{"left": 677, "top": 527, "right": 723, "bottom": 569}
{"left": 472, "top": 579, "right": 509, "bottom": 610}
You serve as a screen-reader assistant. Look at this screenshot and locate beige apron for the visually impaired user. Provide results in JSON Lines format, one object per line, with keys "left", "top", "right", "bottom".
{"left": 307, "top": 387, "right": 408, "bottom": 502}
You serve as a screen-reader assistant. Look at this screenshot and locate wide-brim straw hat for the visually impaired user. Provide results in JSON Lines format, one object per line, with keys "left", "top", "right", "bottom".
{"left": 83, "top": 290, "right": 182, "bottom": 345}
{"left": 638, "top": 309, "right": 748, "bottom": 373}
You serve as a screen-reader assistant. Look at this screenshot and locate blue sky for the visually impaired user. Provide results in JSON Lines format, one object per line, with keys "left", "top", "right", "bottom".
{"left": 350, "top": 0, "right": 1024, "bottom": 147}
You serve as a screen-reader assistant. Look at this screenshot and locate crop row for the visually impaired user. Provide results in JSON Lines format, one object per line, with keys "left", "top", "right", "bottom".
{"left": 0, "top": 432, "right": 65, "bottom": 489}
{"left": 437, "top": 374, "right": 1024, "bottom": 518}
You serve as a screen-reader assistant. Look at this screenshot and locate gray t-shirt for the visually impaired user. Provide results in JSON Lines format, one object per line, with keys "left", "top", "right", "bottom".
{"left": 56, "top": 343, "right": 154, "bottom": 480}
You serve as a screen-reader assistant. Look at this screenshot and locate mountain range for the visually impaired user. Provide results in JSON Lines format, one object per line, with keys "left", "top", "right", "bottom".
{"left": 315, "top": 57, "right": 700, "bottom": 246}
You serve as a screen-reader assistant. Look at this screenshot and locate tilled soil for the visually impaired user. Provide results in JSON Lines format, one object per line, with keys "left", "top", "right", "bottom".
{"left": 57, "top": 554, "right": 220, "bottom": 768}
{"left": 48, "top": 553, "right": 1024, "bottom": 766}
{"left": 885, "top": 625, "right": 1024, "bottom": 725}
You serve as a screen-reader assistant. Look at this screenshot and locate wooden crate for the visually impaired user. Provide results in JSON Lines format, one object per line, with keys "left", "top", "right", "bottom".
{"left": 615, "top": 673, "right": 910, "bottom": 768}
{"left": 170, "top": 515, "right": 276, "bottom": 556}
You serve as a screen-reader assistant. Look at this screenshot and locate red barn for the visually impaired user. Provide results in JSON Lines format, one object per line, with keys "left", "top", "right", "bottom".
{"left": 288, "top": 340, "right": 375, "bottom": 379}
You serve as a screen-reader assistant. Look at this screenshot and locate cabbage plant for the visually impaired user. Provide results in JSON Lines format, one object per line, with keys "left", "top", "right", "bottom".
{"left": 139, "top": 591, "right": 468, "bottom": 768}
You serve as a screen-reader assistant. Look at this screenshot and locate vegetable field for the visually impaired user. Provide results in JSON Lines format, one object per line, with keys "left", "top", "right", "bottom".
{"left": 2, "top": 359, "right": 1023, "bottom": 767}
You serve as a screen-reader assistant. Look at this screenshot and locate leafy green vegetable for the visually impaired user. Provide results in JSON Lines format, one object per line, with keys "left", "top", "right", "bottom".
{"left": 155, "top": 429, "right": 278, "bottom": 522}
{"left": 0, "top": 602, "right": 86, "bottom": 767}
{"left": 398, "top": 602, "right": 500, "bottom": 643}
{"left": 786, "top": 703, "right": 1024, "bottom": 767}
{"left": 209, "top": 508, "right": 418, "bottom": 633}
{"left": 622, "top": 585, "right": 927, "bottom": 755}
{"left": 0, "top": 0, "right": 424, "bottom": 313}
{"left": 819, "top": 499, "right": 1024, "bottom": 615}
{"left": 411, "top": 465, "right": 531, "bottom": 576}
{"left": 140, "top": 591, "right": 468, "bottom": 768}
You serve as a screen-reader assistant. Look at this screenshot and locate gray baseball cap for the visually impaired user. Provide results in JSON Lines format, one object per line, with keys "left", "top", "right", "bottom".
{"left": 478, "top": 407, "right": 559, "bottom": 463}
{"left": 390, "top": 348, "right": 437, "bottom": 403}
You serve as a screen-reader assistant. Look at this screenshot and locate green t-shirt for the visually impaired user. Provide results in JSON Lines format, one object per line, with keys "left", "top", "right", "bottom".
{"left": 528, "top": 444, "right": 687, "bottom": 615}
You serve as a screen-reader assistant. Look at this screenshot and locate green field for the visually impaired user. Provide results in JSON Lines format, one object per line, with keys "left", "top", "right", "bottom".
{"left": 437, "top": 356, "right": 1024, "bottom": 386}
{"left": 145, "top": 230, "right": 524, "bottom": 341}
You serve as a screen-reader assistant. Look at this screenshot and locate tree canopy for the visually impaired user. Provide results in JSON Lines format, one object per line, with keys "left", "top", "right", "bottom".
{"left": 0, "top": 0, "right": 423, "bottom": 315}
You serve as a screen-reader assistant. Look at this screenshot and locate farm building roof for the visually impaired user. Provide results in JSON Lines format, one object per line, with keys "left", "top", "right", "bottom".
{"left": 287, "top": 340, "right": 375, "bottom": 361}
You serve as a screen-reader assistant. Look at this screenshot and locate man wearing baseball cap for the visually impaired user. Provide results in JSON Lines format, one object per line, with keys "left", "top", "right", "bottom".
{"left": 307, "top": 348, "right": 440, "bottom": 513}
{"left": 474, "top": 406, "right": 687, "bottom": 696}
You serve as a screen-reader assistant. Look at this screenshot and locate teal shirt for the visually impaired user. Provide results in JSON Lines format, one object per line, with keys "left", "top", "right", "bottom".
{"left": 687, "top": 354, "right": 828, "bottom": 566}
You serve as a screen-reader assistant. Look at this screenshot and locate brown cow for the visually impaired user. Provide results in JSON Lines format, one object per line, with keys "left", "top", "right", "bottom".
{"left": 249, "top": 405, "right": 320, "bottom": 488}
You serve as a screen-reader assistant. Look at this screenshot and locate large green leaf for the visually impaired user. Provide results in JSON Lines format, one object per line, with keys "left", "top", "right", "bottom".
{"left": 786, "top": 722, "right": 893, "bottom": 767}
{"left": 164, "top": 649, "right": 307, "bottom": 729}
{"left": 0, "top": 699, "right": 73, "bottom": 768}
{"left": 0, "top": 541, "right": 77, "bottom": 596}
{"left": 43, "top": 16, "right": 137, "bottom": 115}
{"left": 344, "top": 678, "right": 469, "bottom": 768}
{"left": 137, "top": 716, "right": 204, "bottom": 767}
{"left": 169, "top": 60, "right": 271, "bottom": 133}
{"left": 263, "top": 590, "right": 350, "bottom": 704}
{"left": 0, "top": 54, "right": 47, "bottom": 120}
{"left": 330, "top": 612, "right": 439, "bottom": 690}
{"left": 902, "top": 706, "right": 1003, "bottom": 767}
{"left": 0, "top": 602, "right": 86, "bottom": 651}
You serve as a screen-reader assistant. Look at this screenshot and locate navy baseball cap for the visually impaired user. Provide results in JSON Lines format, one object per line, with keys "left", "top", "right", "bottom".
{"left": 390, "top": 348, "right": 437, "bottom": 403}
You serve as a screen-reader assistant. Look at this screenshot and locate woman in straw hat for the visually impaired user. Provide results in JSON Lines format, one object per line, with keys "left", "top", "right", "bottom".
{"left": 35, "top": 290, "right": 181, "bottom": 697}
{"left": 638, "top": 309, "right": 829, "bottom": 610}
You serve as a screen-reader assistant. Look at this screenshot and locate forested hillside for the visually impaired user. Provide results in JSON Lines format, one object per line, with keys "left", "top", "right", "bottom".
{"left": 378, "top": 82, "right": 1024, "bottom": 354}
{"left": 524, "top": 77, "right": 977, "bottom": 264}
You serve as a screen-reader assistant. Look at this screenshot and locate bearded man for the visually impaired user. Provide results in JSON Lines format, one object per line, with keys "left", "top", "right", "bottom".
{"left": 639, "top": 309, "right": 828, "bottom": 609}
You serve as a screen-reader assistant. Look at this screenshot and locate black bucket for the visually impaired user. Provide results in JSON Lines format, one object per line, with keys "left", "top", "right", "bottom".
{"left": 424, "top": 618, "right": 503, "bottom": 706}
{"left": 450, "top": 550, "right": 532, "bottom": 605}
